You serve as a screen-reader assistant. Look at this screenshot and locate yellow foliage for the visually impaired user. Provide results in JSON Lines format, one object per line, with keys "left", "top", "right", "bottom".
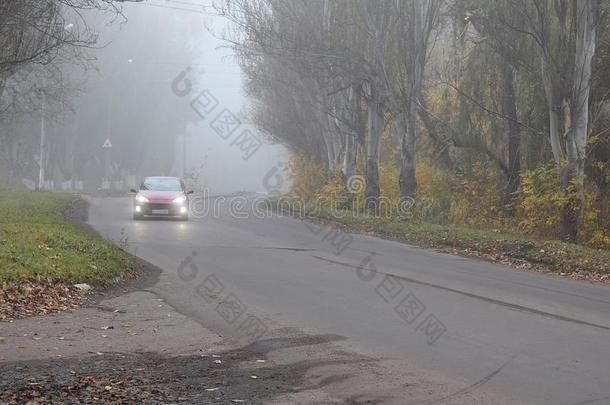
{"left": 415, "top": 160, "right": 502, "bottom": 226}
{"left": 456, "top": 162, "right": 503, "bottom": 226}
{"left": 288, "top": 154, "right": 326, "bottom": 201}
{"left": 288, "top": 152, "right": 610, "bottom": 250}
{"left": 317, "top": 168, "right": 351, "bottom": 210}
{"left": 415, "top": 160, "right": 457, "bottom": 222}
{"left": 379, "top": 164, "right": 400, "bottom": 202}
{"left": 588, "top": 229, "right": 610, "bottom": 250}
{"left": 515, "top": 164, "right": 610, "bottom": 248}
{"left": 515, "top": 165, "right": 563, "bottom": 237}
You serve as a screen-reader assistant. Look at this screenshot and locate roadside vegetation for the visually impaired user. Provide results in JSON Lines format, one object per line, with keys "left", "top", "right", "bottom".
{"left": 0, "top": 191, "right": 134, "bottom": 319}
{"left": 267, "top": 156, "right": 610, "bottom": 283}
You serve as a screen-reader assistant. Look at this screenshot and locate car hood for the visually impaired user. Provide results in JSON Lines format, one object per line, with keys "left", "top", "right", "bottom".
{"left": 138, "top": 190, "right": 184, "bottom": 201}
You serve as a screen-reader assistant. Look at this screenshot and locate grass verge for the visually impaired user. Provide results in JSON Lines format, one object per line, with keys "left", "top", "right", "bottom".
{"left": 268, "top": 200, "right": 610, "bottom": 283}
{"left": 0, "top": 191, "right": 134, "bottom": 319}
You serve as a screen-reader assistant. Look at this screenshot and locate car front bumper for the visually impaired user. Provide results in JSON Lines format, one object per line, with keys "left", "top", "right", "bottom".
{"left": 135, "top": 202, "right": 188, "bottom": 217}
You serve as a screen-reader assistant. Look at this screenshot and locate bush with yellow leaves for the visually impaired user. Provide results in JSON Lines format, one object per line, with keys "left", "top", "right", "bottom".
{"left": 288, "top": 154, "right": 326, "bottom": 201}
{"left": 286, "top": 152, "right": 610, "bottom": 250}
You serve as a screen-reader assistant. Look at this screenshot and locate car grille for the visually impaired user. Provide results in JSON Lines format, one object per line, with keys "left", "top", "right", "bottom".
{"left": 147, "top": 203, "right": 171, "bottom": 209}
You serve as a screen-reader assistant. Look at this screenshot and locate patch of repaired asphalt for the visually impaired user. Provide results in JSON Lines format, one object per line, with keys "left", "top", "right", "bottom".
{"left": 0, "top": 288, "right": 503, "bottom": 404}
{"left": 0, "top": 348, "right": 308, "bottom": 404}
{"left": 0, "top": 290, "right": 351, "bottom": 404}
{"left": 0, "top": 309, "right": 385, "bottom": 404}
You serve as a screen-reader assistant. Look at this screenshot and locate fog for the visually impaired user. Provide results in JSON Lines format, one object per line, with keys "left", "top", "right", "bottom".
{"left": 3, "top": 2, "right": 610, "bottom": 403}
{"left": 1, "top": 1, "right": 288, "bottom": 194}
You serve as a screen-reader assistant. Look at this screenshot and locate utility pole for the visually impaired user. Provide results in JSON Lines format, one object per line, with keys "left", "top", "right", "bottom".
{"left": 38, "top": 91, "right": 46, "bottom": 191}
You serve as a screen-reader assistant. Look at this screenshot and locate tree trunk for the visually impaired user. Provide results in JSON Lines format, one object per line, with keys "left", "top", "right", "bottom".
{"left": 398, "top": 69, "right": 420, "bottom": 199}
{"left": 537, "top": 0, "right": 597, "bottom": 243}
{"left": 342, "top": 132, "right": 357, "bottom": 181}
{"left": 541, "top": 60, "right": 563, "bottom": 168}
{"left": 365, "top": 87, "right": 382, "bottom": 213}
{"left": 362, "top": 1, "right": 391, "bottom": 214}
{"left": 599, "top": 185, "right": 610, "bottom": 231}
{"left": 500, "top": 64, "right": 521, "bottom": 209}
{"left": 323, "top": 129, "right": 336, "bottom": 174}
{"left": 397, "top": 0, "right": 436, "bottom": 200}
{"left": 560, "top": 0, "right": 598, "bottom": 243}
{"left": 398, "top": 116, "right": 417, "bottom": 199}
{"left": 341, "top": 84, "right": 361, "bottom": 183}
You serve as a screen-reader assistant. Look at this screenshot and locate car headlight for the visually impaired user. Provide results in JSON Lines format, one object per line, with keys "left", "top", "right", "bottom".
{"left": 136, "top": 195, "right": 149, "bottom": 203}
{"left": 172, "top": 195, "right": 187, "bottom": 204}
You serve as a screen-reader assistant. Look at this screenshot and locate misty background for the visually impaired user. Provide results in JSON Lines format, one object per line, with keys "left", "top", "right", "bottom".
{"left": 0, "top": 0, "right": 288, "bottom": 194}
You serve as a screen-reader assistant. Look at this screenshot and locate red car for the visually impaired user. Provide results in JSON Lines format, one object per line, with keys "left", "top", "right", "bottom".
{"left": 131, "top": 176, "right": 193, "bottom": 221}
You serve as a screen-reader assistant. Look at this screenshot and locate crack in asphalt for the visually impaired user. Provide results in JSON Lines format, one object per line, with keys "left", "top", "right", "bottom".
{"left": 568, "top": 396, "right": 610, "bottom": 405}
{"left": 421, "top": 357, "right": 514, "bottom": 405}
{"left": 263, "top": 247, "right": 317, "bottom": 252}
{"left": 312, "top": 255, "right": 610, "bottom": 332}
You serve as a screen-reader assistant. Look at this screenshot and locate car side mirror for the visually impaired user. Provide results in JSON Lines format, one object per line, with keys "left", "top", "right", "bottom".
{"left": 130, "top": 188, "right": 137, "bottom": 193}
{"left": 186, "top": 190, "right": 194, "bottom": 195}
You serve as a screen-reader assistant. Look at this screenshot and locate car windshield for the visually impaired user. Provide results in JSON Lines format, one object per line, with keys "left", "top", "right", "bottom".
{"left": 141, "top": 178, "right": 182, "bottom": 191}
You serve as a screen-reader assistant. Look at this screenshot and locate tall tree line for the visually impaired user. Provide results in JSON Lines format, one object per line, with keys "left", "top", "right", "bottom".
{"left": 219, "top": 0, "right": 609, "bottom": 244}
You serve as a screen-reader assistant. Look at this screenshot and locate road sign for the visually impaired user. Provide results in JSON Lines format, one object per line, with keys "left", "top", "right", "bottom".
{"left": 102, "top": 139, "right": 112, "bottom": 148}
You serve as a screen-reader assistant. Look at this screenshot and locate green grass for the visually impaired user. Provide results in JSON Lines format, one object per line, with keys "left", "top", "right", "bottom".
{"left": 0, "top": 191, "right": 133, "bottom": 286}
{"left": 270, "top": 200, "right": 610, "bottom": 281}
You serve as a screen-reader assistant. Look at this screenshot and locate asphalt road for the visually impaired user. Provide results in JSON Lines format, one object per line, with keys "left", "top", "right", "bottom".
{"left": 87, "top": 196, "right": 610, "bottom": 405}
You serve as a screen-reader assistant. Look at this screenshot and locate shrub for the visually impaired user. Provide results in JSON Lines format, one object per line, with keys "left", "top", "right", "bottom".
{"left": 288, "top": 154, "right": 326, "bottom": 201}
